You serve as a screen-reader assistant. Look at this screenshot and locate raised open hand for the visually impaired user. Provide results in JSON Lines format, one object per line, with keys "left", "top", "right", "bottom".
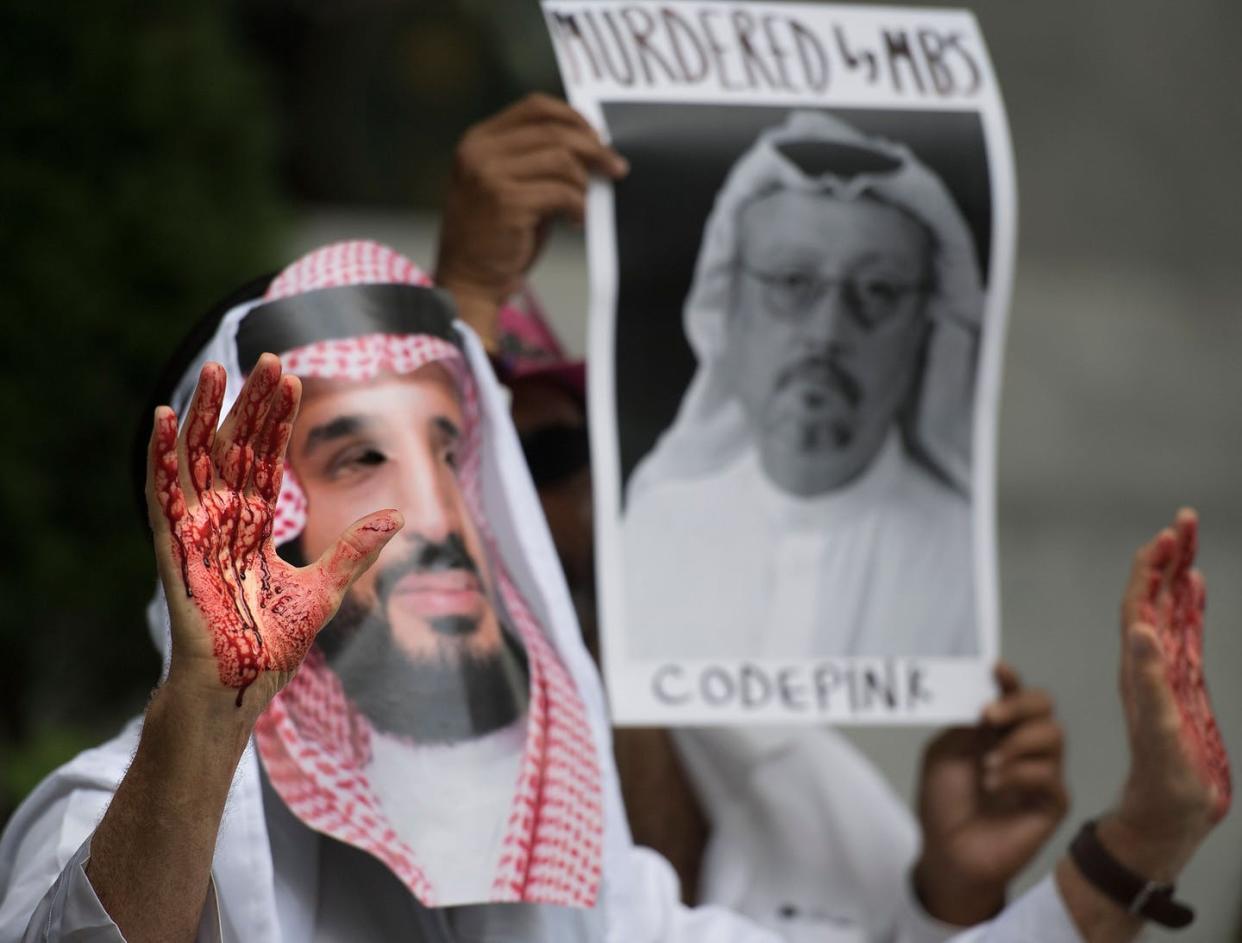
{"left": 1112, "top": 508, "right": 1231, "bottom": 873}
{"left": 146, "top": 354, "right": 402, "bottom": 709}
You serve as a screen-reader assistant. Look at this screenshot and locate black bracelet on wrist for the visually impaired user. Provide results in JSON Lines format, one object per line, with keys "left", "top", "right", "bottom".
{"left": 1068, "top": 820, "right": 1194, "bottom": 929}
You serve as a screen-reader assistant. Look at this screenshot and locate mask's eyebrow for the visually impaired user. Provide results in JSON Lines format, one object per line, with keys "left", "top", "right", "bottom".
{"left": 301, "top": 415, "right": 372, "bottom": 459}
{"left": 433, "top": 415, "right": 461, "bottom": 447}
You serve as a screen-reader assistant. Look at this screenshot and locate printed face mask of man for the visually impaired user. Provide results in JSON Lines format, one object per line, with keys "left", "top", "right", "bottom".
{"left": 725, "top": 190, "right": 934, "bottom": 497}
{"left": 288, "top": 363, "right": 527, "bottom": 743}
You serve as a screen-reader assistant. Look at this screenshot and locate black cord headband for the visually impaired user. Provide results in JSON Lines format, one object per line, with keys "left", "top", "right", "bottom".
{"left": 132, "top": 280, "right": 459, "bottom": 532}
{"left": 234, "top": 283, "right": 460, "bottom": 374}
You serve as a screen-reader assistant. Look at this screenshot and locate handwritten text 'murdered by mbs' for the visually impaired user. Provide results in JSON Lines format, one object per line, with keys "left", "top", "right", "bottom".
{"left": 547, "top": 4, "right": 983, "bottom": 99}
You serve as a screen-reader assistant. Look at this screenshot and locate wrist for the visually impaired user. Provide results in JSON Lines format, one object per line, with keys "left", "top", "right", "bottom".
{"left": 1056, "top": 817, "right": 1198, "bottom": 934}
{"left": 436, "top": 276, "right": 505, "bottom": 352}
{"left": 1096, "top": 808, "right": 1200, "bottom": 883}
{"left": 156, "top": 670, "right": 261, "bottom": 749}
{"left": 912, "top": 854, "right": 1006, "bottom": 927}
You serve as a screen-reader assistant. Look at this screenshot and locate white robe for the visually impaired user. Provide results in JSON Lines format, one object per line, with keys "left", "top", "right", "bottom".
{"left": 0, "top": 715, "right": 1082, "bottom": 943}
{"left": 365, "top": 721, "right": 527, "bottom": 906}
{"left": 679, "top": 726, "right": 949, "bottom": 941}
{"left": 624, "top": 433, "right": 977, "bottom": 660}
{"left": 0, "top": 328, "right": 1077, "bottom": 942}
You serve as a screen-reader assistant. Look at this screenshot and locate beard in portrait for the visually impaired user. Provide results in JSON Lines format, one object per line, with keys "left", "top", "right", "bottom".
{"left": 623, "top": 109, "right": 986, "bottom": 660}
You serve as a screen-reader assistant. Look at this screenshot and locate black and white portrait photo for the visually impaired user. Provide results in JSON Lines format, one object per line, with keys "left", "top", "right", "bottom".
{"left": 547, "top": 0, "right": 1015, "bottom": 723}
{"left": 620, "top": 106, "right": 988, "bottom": 662}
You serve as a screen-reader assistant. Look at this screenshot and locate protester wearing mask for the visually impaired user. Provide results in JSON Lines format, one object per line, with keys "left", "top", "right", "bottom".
{"left": 0, "top": 106, "right": 1229, "bottom": 943}
{"left": 1, "top": 242, "right": 615, "bottom": 940}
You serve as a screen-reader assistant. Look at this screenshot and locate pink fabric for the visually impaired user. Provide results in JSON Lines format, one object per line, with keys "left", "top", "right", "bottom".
{"left": 496, "top": 288, "right": 585, "bottom": 396}
{"left": 265, "top": 239, "right": 434, "bottom": 299}
{"left": 250, "top": 241, "right": 603, "bottom": 908}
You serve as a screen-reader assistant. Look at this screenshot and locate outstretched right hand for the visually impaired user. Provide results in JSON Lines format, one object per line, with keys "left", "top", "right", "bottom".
{"left": 146, "top": 353, "right": 403, "bottom": 714}
{"left": 1105, "top": 508, "right": 1231, "bottom": 876}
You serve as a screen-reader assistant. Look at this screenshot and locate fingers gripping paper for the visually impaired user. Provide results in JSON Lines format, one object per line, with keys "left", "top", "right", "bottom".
{"left": 543, "top": 2, "right": 1016, "bottom": 725}
{"left": 158, "top": 241, "right": 603, "bottom": 907}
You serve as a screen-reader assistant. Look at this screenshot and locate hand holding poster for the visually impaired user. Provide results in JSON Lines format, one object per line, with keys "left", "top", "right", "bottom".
{"left": 543, "top": 1, "right": 1016, "bottom": 724}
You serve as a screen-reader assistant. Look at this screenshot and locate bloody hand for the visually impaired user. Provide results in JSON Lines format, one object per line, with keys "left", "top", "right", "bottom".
{"left": 1109, "top": 508, "right": 1231, "bottom": 876}
{"left": 146, "top": 354, "right": 402, "bottom": 708}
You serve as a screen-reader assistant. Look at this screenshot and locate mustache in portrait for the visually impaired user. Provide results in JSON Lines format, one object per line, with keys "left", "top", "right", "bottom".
{"left": 766, "top": 349, "right": 862, "bottom": 451}
{"left": 771, "top": 348, "right": 863, "bottom": 412}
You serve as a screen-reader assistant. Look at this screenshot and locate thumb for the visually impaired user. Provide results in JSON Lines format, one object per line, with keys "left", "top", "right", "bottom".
{"left": 312, "top": 509, "right": 404, "bottom": 598}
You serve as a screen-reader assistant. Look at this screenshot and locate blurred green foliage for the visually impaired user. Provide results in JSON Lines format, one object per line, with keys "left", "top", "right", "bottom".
{"left": 0, "top": 1, "right": 287, "bottom": 822}
{"left": 236, "top": 0, "right": 549, "bottom": 207}
{"left": 2, "top": 726, "right": 99, "bottom": 810}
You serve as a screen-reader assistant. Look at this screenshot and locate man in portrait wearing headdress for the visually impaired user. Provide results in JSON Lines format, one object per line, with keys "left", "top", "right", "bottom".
{"left": 625, "top": 110, "right": 985, "bottom": 660}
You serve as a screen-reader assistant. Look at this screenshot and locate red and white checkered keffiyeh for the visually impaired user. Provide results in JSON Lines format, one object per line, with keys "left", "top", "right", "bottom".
{"left": 250, "top": 240, "right": 603, "bottom": 908}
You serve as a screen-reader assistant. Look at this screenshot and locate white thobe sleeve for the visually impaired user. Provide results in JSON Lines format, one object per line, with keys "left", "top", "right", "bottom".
{"left": 610, "top": 846, "right": 1083, "bottom": 943}
{"left": 0, "top": 786, "right": 221, "bottom": 943}
{"left": 891, "top": 873, "right": 1085, "bottom": 943}
{"left": 607, "top": 846, "right": 780, "bottom": 943}
{"left": 940, "top": 877, "right": 1081, "bottom": 943}
{"left": 889, "top": 872, "right": 971, "bottom": 943}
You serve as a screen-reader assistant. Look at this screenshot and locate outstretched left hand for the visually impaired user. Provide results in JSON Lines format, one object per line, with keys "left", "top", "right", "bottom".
{"left": 149, "top": 354, "right": 403, "bottom": 715}
{"left": 913, "top": 663, "right": 1069, "bottom": 926}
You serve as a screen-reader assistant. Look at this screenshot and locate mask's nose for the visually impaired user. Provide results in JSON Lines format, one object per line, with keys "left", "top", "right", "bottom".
{"left": 390, "top": 448, "right": 460, "bottom": 548}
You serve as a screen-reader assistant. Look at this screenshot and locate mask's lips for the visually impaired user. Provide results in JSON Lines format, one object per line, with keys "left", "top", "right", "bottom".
{"left": 390, "top": 569, "right": 485, "bottom": 620}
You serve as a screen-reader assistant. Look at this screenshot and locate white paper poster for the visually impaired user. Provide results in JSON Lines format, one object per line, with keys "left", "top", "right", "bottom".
{"left": 544, "top": 1, "right": 1016, "bottom": 724}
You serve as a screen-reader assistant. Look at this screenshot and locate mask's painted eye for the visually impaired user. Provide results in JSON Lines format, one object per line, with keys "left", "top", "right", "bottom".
{"left": 353, "top": 449, "right": 385, "bottom": 467}
{"left": 328, "top": 447, "right": 386, "bottom": 480}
